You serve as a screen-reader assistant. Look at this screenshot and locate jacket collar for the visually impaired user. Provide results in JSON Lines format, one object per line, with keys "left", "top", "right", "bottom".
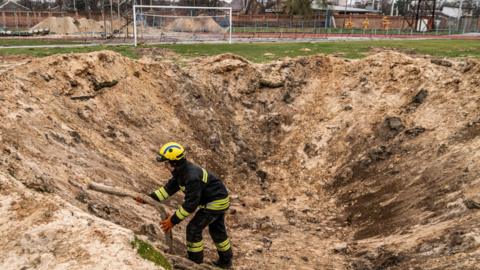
{"left": 172, "top": 159, "right": 188, "bottom": 175}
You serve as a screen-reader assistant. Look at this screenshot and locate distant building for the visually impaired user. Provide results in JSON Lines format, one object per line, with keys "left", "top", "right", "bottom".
{"left": 329, "top": 0, "right": 364, "bottom": 7}
{"left": 442, "top": 6, "right": 461, "bottom": 18}
{"left": 312, "top": 3, "right": 381, "bottom": 14}
{"left": 0, "top": 0, "right": 30, "bottom": 11}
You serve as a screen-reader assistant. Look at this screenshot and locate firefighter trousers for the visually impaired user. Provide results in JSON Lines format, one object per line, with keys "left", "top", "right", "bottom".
{"left": 186, "top": 208, "right": 233, "bottom": 264}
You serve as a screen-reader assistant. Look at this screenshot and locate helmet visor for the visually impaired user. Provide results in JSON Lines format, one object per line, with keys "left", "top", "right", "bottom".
{"left": 156, "top": 154, "right": 168, "bottom": 162}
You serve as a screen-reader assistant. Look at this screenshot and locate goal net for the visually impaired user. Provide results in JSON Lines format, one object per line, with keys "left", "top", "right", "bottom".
{"left": 133, "top": 5, "right": 232, "bottom": 45}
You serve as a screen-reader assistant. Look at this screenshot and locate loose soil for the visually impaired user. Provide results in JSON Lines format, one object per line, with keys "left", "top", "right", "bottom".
{"left": 0, "top": 50, "right": 479, "bottom": 269}
{"left": 164, "top": 17, "right": 225, "bottom": 33}
{"left": 31, "top": 16, "right": 111, "bottom": 35}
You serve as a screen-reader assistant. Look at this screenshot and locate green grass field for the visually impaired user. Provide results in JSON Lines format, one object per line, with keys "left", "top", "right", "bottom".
{"left": 160, "top": 40, "right": 480, "bottom": 61}
{"left": 1, "top": 39, "right": 479, "bottom": 62}
{"left": 0, "top": 45, "right": 138, "bottom": 58}
{"left": 0, "top": 39, "right": 85, "bottom": 47}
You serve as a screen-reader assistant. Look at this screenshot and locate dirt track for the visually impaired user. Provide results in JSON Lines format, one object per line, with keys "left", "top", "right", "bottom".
{"left": 0, "top": 50, "right": 479, "bottom": 269}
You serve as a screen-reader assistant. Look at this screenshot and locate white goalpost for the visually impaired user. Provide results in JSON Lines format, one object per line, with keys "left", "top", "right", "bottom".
{"left": 133, "top": 5, "right": 232, "bottom": 46}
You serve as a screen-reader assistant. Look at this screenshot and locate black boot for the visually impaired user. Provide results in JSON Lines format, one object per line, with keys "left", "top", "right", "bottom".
{"left": 213, "top": 249, "right": 232, "bottom": 269}
{"left": 212, "top": 259, "right": 232, "bottom": 269}
{"left": 187, "top": 251, "right": 204, "bottom": 264}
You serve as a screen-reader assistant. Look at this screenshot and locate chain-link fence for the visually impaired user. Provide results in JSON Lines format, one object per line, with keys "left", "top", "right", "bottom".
{"left": 1, "top": 10, "right": 479, "bottom": 40}
{"left": 232, "top": 14, "right": 480, "bottom": 37}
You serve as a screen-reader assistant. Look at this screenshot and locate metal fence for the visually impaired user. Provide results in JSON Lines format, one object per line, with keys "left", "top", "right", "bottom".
{"left": 1, "top": 10, "right": 479, "bottom": 40}
{"left": 232, "top": 15, "right": 480, "bottom": 35}
{"left": 233, "top": 26, "right": 475, "bottom": 35}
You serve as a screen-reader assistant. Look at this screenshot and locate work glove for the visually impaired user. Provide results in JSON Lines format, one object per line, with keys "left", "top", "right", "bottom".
{"left": 134, "top": 196, "right": 146, "bottom": 204}
{"left": 160, "top": 214, "right": 174, "bottom": 233}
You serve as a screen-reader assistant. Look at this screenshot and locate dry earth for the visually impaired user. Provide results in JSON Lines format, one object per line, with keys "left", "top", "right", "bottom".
{"left": 164, "top": 17, "right": 225, "bottom": 33}
{"left": 31, "top": 17, "right": 115, "bottom": 35}
{"left": 0, "top": 50, "right": 479, "bottom": 269}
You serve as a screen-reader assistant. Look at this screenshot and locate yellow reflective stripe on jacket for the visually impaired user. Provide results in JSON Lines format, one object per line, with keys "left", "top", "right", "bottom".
{"left": 201, "top": 168, "right": 208, "bottom": 183}
{"left": 215, "top": 238, "right": 231, "bottom": 252}
{"left": 187, "top": 240, "right": 204, "bottom": 252}
{"left": 205, "top": 196, "right": 230, "bottom": 211}
{"left": 154, "top": 187, "right": 169, "bottom": 201}
{"left": 175, "top": 206, "right": 190, "bottom": 220}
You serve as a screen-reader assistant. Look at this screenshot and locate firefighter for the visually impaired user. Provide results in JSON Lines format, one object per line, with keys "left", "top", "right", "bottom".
{"left": 137, "top": 142, "right": 233, "bottom": 268}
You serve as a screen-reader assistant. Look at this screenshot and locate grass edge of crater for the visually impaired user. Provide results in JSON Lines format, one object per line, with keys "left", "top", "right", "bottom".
{"left": 132, "top": 236, "right": 172, "bottom": 270}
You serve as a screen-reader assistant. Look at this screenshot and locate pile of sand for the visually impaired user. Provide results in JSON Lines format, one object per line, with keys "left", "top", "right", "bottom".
{"left": 76, "top": 18, "right": 108, "bottom": 32}
{"left": 164, "top": 17, "right": 225, "bottom": 33}
{"left": 31, "top": 17, "right": 78, "bottom": 34}
{"left": 31, "top": 16, "right": 110, "bottom": 34}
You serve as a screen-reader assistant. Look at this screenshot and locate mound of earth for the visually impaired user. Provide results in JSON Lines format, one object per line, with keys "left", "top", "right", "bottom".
{"left": 31, "top": 16, "right": 109, "bottom": 34}
{"left": 0, "top": 51, "right": 479, "bottom": 269}
{"left": 31, "top": 16, "right": 78, "bottom": 34}
{"left": 76, "top": 18, "right": 110, "bottom": 33}
{"left": 0, "top": 172, "right": 160, "bottom": 270}
{"left": 164, "top": 17, "right": 225, "bottom": 33}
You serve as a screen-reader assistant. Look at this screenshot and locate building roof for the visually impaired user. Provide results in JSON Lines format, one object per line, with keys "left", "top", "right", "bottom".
{"left": 312, "top": 4, "right": 381, "bottom": 13}
{"left": 441, "top": 6, "right": 461, "bottom": 18}
{"left": 0, "top": 0, "right": 30, "bottom": 11}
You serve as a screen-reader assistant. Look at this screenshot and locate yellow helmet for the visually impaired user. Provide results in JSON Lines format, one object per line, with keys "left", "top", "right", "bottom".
{"left": 157, "top": 142, "right": 186, "bottom": 162}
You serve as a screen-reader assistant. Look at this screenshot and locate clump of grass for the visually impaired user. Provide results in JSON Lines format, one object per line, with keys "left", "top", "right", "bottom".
{"left": 132, "top": 236, "right": 172, "bottom": 270}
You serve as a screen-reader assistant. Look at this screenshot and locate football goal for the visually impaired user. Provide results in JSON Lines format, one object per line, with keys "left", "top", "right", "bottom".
{"left": 133, "top": 5, "right": 232, "bottom": 45}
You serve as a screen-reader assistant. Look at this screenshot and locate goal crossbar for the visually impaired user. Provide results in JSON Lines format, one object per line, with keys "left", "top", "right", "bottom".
{"left": 134, "top": 5, "right": 232, "bottom": 11}
{"left": 133, "top": 5, "right": 232, "bottom": 45}
{"left": 144, "top": 14, "right": 227, "bottom": 19}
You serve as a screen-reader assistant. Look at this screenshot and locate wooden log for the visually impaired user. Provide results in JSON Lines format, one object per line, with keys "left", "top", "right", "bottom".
{"left": 87, "top": 181, "right": 173, "bottom": 253}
